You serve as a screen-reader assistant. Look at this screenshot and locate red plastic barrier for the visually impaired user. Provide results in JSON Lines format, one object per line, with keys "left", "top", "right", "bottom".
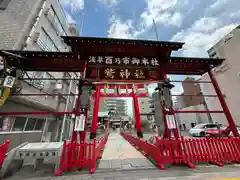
{"left": 121, "top": 132, "right": 240, "bottom": 169}
{"left": 181, "top": 136, "right": 240, "bottom": 166}
{"left": 91, "top": 132, "right": 110, "bottom": 173}
{"left": 56, "top": 132, "right": 109, "bottom": 176}
{"left": 0, "top": 140, "right": 10, "bottom": 169}
{"left": 121, "top": 132, "right": 166, "bottom": 169}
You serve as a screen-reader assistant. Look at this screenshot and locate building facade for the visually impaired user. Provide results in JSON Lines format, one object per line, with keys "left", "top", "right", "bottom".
{"left": 0, "top": 0, "right": 78, "bottom": 148}
{"left": 181, "top": 77, "right": 204, "bottom": 107}
{"left": 201, "top": 25, "right": 240, "bottom": 126}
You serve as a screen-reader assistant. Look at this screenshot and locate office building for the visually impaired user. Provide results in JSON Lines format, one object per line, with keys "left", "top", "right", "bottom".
{"left": 201, "top": 25, "right": 240, "bottom": 126}
{"left": 0, "top": 0, "right": 78, "bottom": 147}
{"left": 174, "top": 94, "right": 186, "bottom": 109}
{"left": 181, "top": 77, "right": 204, "bottom": 107}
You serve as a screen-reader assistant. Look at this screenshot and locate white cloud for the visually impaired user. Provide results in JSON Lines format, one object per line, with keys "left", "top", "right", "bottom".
{"left": 209, "top": 0, "right": 232, "bottom": 10}
{"left": 191, "top": 17, "right": 222, "bottom": 33}
{"left": 171, "top": 0, "right": 240, "bottom": 58}
{"left": 60, "top": 0, "right": 84, "bottom": 12}
{"left": 171, "top": 22, "right": 236, "bottom": 57}
{"left": 97, "top": 0, "right": 120, "bottom": 8}
{"left": 108, "top": 16, "right": 136, "bottom": 39}
{"left": 107, "top": 0, "right": 187, "bottom": 38}
{"left": 139, "top": 0, "right": 185, "bottom": 30}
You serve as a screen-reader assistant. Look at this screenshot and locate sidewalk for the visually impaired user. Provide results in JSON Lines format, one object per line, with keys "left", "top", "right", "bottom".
{"left": 97, "top": 132, "right": 155, "bottom": 171}
{"left": 7, "top": 165, "right": 240, "bottom": 180}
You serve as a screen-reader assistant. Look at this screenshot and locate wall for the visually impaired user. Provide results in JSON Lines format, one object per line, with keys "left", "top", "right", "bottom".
{"left": 0, "top": 0, "right": 76, "bottom": 143}
{"left": 201, "top": 73, "right": 231, "bottom": 126}
{"left": 25, "top": 0, "right": 69, "bottom": 52}
{"left": 0, "top": 0, "right": 41, "bottom": 49}
{"left": 204, "top": 27, "right": 240, "bottom": 126}
{"left": 0, "top": 131, "right": 42, "bottom": 150}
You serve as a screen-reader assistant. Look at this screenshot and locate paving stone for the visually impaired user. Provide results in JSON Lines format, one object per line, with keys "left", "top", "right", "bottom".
{"left": 98, "top": 133, "right": 155, "bottom": 171}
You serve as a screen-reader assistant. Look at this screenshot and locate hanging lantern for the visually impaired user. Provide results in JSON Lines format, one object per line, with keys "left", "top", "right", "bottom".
{"left": 104, "top": 84, "right": 108, "bottom": 94}
{"left": 117, "top": 85, "right": 120, "bottom": 95}
{"left": 114, "top": 85, "right": 118, "bottom": 95}
{"left": 144, "top": 84, "right": 149, "bottom": 96}
{"left": 132, "top": 84, "right": 136, "bottom": 94}
{"left": 135, "top": 84, "right": 138, "bottom": 94}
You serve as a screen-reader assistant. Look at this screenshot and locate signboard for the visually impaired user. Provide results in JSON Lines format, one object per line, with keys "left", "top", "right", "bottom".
{"left": 74, "top": 114, "right": 85, "bottom": 132}
{"left": 86, "top": 67, "right": 158, "bottom": 81}
{"left": 87, "top": 56, "right": 160, "bottom": 67}
{"left": 3, "top": 76, "right": 16, "bottom": 88}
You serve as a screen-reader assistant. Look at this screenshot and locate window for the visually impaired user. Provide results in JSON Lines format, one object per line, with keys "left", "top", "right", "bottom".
{"left": 44, "top": 73, "right": 55, "bottom": 91}
{"left": 33, "top": 72, "right": 45, "bottom": 88}
{"left": 25, "top": 118, "right": 37, "bottom": 131}
{"left": 69, "top": 92, "right": 74, "bottom": 104}
{"left": 12, "top": 117, "right": 27, "bottom": 131}
{"left": 209, "top": 52, "right": 218, "bottom": 58}
{"left": 35, "top": 119, "right": 45, "bottom": 130}
{"left": 23, "top": 72, "right": 57, "bottom": 92}
{"left": 0, "top": 0, "right": 10, "bottom": 10}
{"left": 37, "top": 28, "right": 59, "bottom": 52}
{"left": 205, "top": 124, "right": 218, "bottom": 129}
{"left": 23, "top": 71, "right": 44, "bottom": 89}
{"left": 48, "top": 6, "right": 67, "bottom": 36}
{"left": 0, "top": 116, "right": 3, "bottom": 131}
{"left": 12, "top": 117, "right": 45, "bottom": 131}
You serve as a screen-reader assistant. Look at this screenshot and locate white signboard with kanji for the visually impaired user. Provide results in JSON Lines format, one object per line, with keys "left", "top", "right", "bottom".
{"left": 74, "top": 114, "right": 85, "bottom": 132}
{"left": 3, "top": 76, "right": 16, "bottom": 88}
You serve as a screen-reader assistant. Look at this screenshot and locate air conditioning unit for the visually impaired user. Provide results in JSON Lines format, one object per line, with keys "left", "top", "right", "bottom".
{"left": 43, "top": 8, "right": 50, "bottom": 15}
{"left": 32, "top": 32, "right": 40, "bottom": 43}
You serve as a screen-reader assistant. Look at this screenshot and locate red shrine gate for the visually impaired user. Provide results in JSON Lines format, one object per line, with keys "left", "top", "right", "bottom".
{"left": 0, "top": 36, "right": 239, "bottom": 174}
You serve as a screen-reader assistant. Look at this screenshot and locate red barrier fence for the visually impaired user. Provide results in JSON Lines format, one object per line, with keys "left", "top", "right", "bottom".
{"left": 121, "top": 132, "right": 240, "bottom": 169}
{"left": 121, "top": 132, "right": 166, "bottom": 169}
{"left": 0, "top": 140, "right": 10, "bottom": 169}
{"left": 56, "top": 132, "right": 109, "bottom": 176}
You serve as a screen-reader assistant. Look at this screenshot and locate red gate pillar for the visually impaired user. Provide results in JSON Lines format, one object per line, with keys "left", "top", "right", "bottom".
{"left": 132, "top": 89, "right": 143, "bottom": 138}
{"left": 208, "top": 71, "right": 239, "bottom": 137}
{"left": 90, "top": 86, "right": 100, "bottom": 139}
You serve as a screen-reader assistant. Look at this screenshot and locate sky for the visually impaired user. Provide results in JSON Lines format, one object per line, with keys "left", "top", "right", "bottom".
{"left": 59, "top": 0, "right": 240, "bottom": 116}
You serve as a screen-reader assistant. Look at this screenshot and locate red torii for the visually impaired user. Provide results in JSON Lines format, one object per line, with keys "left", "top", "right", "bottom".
{"left": 0, "top": 35, "right": 237, "bottom": 143}
{"left": 90, "top": 83, "right": 149, "bottom": 139}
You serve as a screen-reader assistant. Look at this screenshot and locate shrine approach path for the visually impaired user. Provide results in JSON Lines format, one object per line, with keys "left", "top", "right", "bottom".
{"left": 97, "top": 132, "right": 155, "bottom": 172}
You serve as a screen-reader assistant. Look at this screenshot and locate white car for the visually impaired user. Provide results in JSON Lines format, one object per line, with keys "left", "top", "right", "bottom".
{"left": 189, "top": 123, "right": 222, "bottom": 137}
